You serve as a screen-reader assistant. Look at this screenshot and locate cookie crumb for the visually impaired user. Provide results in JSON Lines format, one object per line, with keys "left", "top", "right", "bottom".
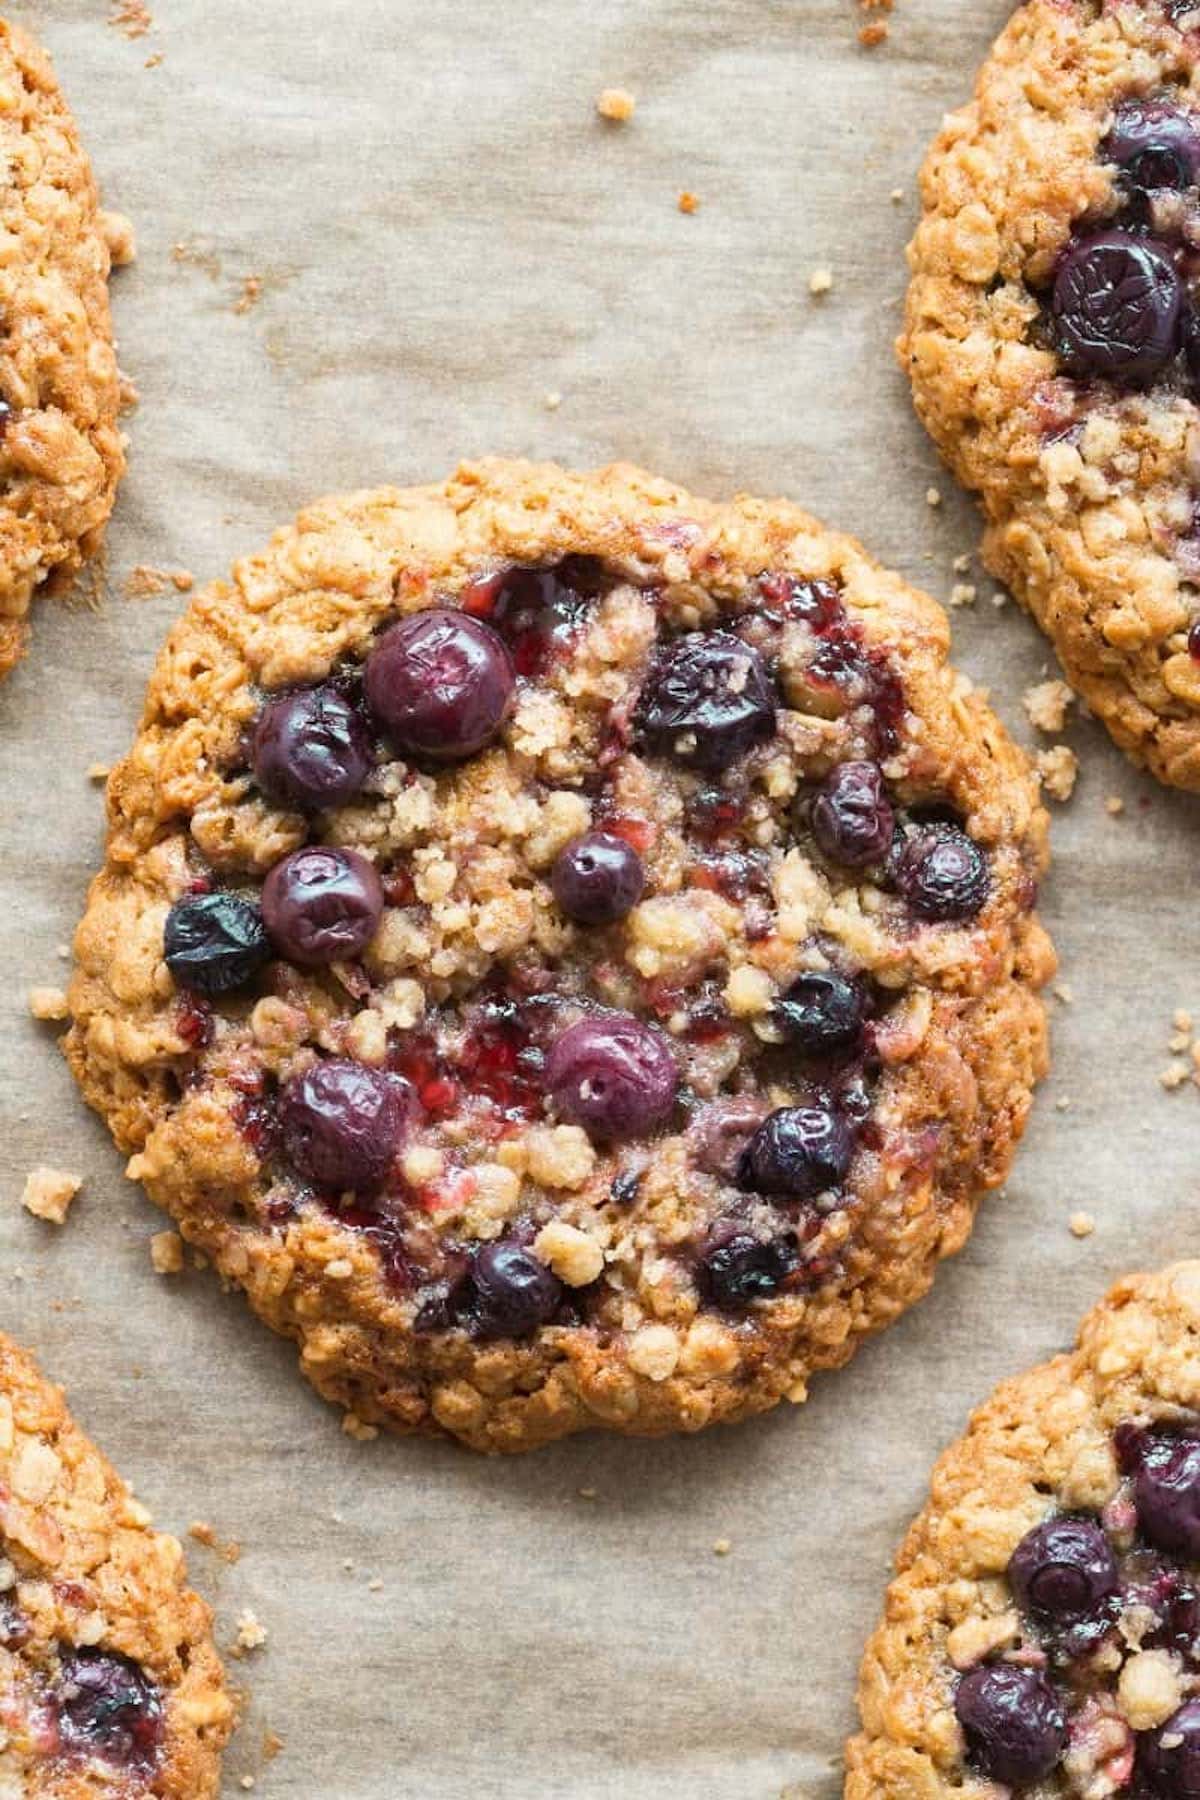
{"left": 1174, "top": 1009, "right": 1193, "bottom": 1033}
{"left": 544, "top": 391, "right": 562, "bottom": 412}
{"left": 1036, "top": 745, "right": 1078, "bottom": 803}
{"left": 150, "top": 1231, "right": 185, "bottom": 1275}
{"left": 232, "top": 1609, "right": 268, "bottom": 1656}
{"left": 578, "top": 1486, "right": 598, "bottom": 1500}
{"left": 240, "top": 1779, "right": 255, "bottom": 1792}
{"left": 677, "top": 190, "right": 700, "bottom": 214}
{"left": 808, "top": 266, "right": 834, "bottom": 297}
{"left": 342, "top": 1413, "right": 378, "bottom": 1442}
{"left": 263, "top": 1732, "right": 284, "bottom": 1762}
{"left": 99, "top": 210, "right": 138, "bottom": 268}
{"left": 27, "top": 986, "right": 68, "bottom": 1021}
{"left": 596, "top": 86, "right": 636, "bottom": 123}
{"left": 949, "top": 583, "right": 977, "bottom": 608}
{"left": 1105, "top": 794, "right": 1126, "bottom": 816}
{"left": 889, "top": 187, "right": 905, "bottom": 205}
{"left": 188, "top": 1521, "right": 241, "bottom": 1563}
{"left": 234, "top": 274, "right": 262, "bottom": 315}
{"left": 1160, "top": 1061, "right": 1190, "bottom": 1091}
{"left": 108, "top": 0, "right": 153, "bottom": 37}
{"left": 1053, "top": 983, "right": 1074, "bottom": 1005}
{"left": 1024, "top": 679, "right": 1074, "bottom": 734}
{"left": 990, "top": 590, "right": 1008, "bottom": 609}
{"left": 21, "top": 1167, "right": 82, "bottom": 1226}
{"left": 925, "top": 487, "right": 942, "bottom": 508}
{"left": 1069, "top": 1210, "right": 1096, "bottom": 1239}
{"left": 123, "top": 565, "right": 195, "bottom": 601}
{"left": 712, "top": 1537, "right": 732, "bottom": 1556}
{"left": 858, "top": 0, "right": 894, "bottom": 49}
{"left": 86, "top": 762, "right": 111, "bottom": 783}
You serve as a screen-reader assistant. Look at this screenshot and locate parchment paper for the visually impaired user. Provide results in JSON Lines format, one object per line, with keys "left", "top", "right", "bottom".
{"left": 3, "top": 2, "right": 1196, "bottom": 1794}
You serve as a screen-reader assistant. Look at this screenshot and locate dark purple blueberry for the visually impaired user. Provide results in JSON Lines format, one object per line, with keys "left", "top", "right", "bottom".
{"left": 1052, "top": 230, "right": 1183, "bottom": 382}
{"left": 279, "top": 1059, "right": 406, "bottom": 1190}
{"left": 954, "top": 1665, "right": 1066, "bottom": 1788}
{"left": 810, "top": 761, "right": 895, "bottom": 867}
{"left": 894, "top": 824, "right": 989, "bottom": 923}
{"left": 1136, "top": 1433, "right": 1200, "bottom": 1558}
{"left": 1190, "top": 616, "right": 1200, "bottom": 663}
{"left": 470, "top": 1239, "right": 564, "bottom": 1339}
{"left": 697, "top": 1231, "right": 793, "bottom": 1309}
{"left": 261, "top": 845, "right": 383, "bottom": 966}
{"left": 1140, "top": 1698, "right": 1200, "bottom": 1797}
{"left": 552, "top": 831, "right": 645, "bottom": 926}
{"left": 635, "top": 632, "right": 778, "bottom": 771}
{"left": 364, "top": 609, "right": 515, "bottom": 761}
{"left": 774, "top": 971, "right": 865, "bottom": 1059}
{"left": 1104, "top": 100, "right": 1200, "bottom": 201}
{"left": 54, "top": 1650, "right": 164, "bottom": 1772}
{"left": 1007, "top": 1516, "right": 1118, "bottom": 1622}
{"left": 737, "top": 1102, "right": 854, "bottom": 1200}
{"left": 163, "top": 891, "right": 270, "bottom": 996}
{"left": 251, "top": 686, "right": 372, "bottom": 813}
{"left": 544, "top": 1013, "right": 678, "bottom": 1139}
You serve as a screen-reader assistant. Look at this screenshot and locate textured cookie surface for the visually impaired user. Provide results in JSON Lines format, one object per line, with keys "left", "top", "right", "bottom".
{"left": 846, "top": 1262, "right": 1200, "bottom": 1799}
{"left": 65, "top": 459, "right": 1053, "bottom": 1454}
{"left": 0, "top": 1332, "right": 231, "bottom": 1796}
{"left": 902, "top": 0, "right": 1200, "bottom": 790}
{"left": 0, "top": 17, "right": 126, "bottom": 680}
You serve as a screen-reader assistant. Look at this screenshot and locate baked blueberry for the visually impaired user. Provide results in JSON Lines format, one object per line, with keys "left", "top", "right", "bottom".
{"left": 251, "top": 686, "right": 373, "bottom": 812}
{"left": 552, "top": 831, "right": 645, "bottom": 925}
{"left": 738, "top": 1102, "right": 854, "bottom": 1199}
{"left": 954, "top": 1665, "right": 1067, "bottom": 1787}
{"left": 894, "top": 824, "right": 989, "bottom": 922}
{"left": 1135, "top": 1432, "right": 1200, "bottom": 1558}
{"left": 364, "top": 608, "right": 515, "bottom": 760}
{"left": 1104, "top": 100, "right": 1200, "bottom": 203}
{"left": 261, "top": 845, "right": 383, "bottom": 965}
{"left": 279, "top": 1059, "right": 406, "bottom": 1191}
{"left": 164, "top": 891, "right": 271, "bottom": 996}
{"left": 1052, "top": 230, "right": 1183, "bottom": 383}
{"left": 811, "top": 761, "right": 894, "bottom": 867}
{"left": 697, "top": 1231, "right": 793, "bottom": 1309}
{"left": 470, "top": 1239, "right": 564, "bottom": 1339}
{"left": 774, "top": 971, "right": 865, "bottom": 1058}
{"left": 635, "top": 632, "right": 777, "bottom": 771}
{"left": 1141, "top": 1698, "right": 1200, "bottom": 1796}
{"left": 54, "top": 1649, "right": 164, "bottom": 1772}
{"left": 544, "top": 1013, "right": 678, "bottom": 1139}
{"left": 1007, "top": 1515, "right": 1118, "bottom": 1622}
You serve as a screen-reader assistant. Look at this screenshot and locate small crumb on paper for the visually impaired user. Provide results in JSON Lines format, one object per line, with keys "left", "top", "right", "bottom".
{"left": 99, "top": 211, "right": 138, "bottom": 268}
{"left": 234, "top": 274, "right": 263, "bottom": 315}
{"left": 677, "top": 190, "right": 700, "bottom": 214}
{"left": 150, "top": 1231, "right": 184, "bottom": 1275}
{"left": 342, "top": 1412, "right": 378, "bottom": 1442}
{"left": 21, "top": 1168, "right": 82, "bottom": 1226}
{"left": 123, "top": 565, "right": 195, "bottom": 600}
{"left": 1024, "top": 679, "right": 1074, "bottom": 734}
{"left": 949, "top": 583, "right": 977, "bottom": 609}
{"left": 87, "top": 762, "right": 111, "bottom": 783}
{"left": 926, "top": 487, "right": 941, "bottom": 508}
{"left": 544, "top": 391, "right": 562, "bottom": 412}
{"left": 28, "top": 986, "right": 68, "bottom": 1021}
{"left": 596, "top": 87, "right": 635, "bottom": 122}
{"left": 712, "top": 1537, "right": 732, "bottom": 1556}
{"left": 808, "top": 266, "right": 834, "bottom": 297}
{"left": 1069, "top": 1211, "right": 1095, "bottom": 1239}
{"left": 188, "top": 1521, "right": 242, "bottom": 1563}
{"left": 232, "top": 1610, "right": 268, "bottom": 1656}
{"left": 1106, "top": 794, "right": 1125, "bottom": 816}
{"left": 1161, "top": 1061, "right": 1190, "bottom": 1091}
{"left": 108, "top": 0, "right": 152, "bottom": 38}
{"left": 858, "top": 0, "right": 894, "bottom": 47}
{"left": 1036, "top": 745, "right": 1078, "bottom": 803}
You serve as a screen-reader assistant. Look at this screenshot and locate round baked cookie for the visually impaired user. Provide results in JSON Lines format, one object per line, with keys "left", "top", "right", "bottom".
{"left": 845, "top": 1262, "right": 1200, "bottom": 1800}
{"left": 900, "top": 0, "right": 1200, "bottom": 791}
{"left": 0, "top": 1331, "right": 231, "bottom": 1795}
{"left": 0, "top": 17, "right": 128, "bottom": 681}
{"left": 64, "top": 459, "right": 1054, "bottom": 1454}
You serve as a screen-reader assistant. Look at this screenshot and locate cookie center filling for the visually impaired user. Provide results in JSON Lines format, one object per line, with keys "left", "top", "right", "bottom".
{"left": 159, "top": 558, "right": 999, "bottom": 1345}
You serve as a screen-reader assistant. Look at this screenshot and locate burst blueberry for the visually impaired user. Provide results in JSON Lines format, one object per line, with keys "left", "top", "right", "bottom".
{"left": 697, "top": 1231, "right": 793, "bottom": 1310}
{"left": 279, "top": 1059, "right": 407, "bottom": 1191}
{"left": 954, "top": 1665, "right": 1067, "bottom": 1788}
{"left": 1052, "top": 230, "right": 1183, "bottom": 383}
{"left": 774, "top": 971, "right": 865, "bottom": 1059}
{"left": 251, "top": 686, "right": 372, "bottom": 812}
{"left": 737, "top": 1102, "right": 854, "bottom": 1199}
{"left": 1104, "top": 100, "right": 1200, "bottom": 203}
{"left": 364, "top": 608, "right": 515, "bottom": 760}
{"left": 552, "top": 831, "right": 645, "bottom": 925}
{"left": 810, "top": 761, "right": 894, "bottom": 867}
{"left": 635, "top": 632, "right": 777, "bottom": 771}
{"left": 894, "top": 823, "right": 989, "bottom": 923}
{"left": 164, "top": 891, "right": 271, "bottom": 996}
{"left": 544, "top": 1013, "right": 678, "bottom": 1139}
{"left": 54, "top": 1650, "right": 164, "bottom": 1772}
{"left": 261, "top": 845, "right": 383, "bottom": 965}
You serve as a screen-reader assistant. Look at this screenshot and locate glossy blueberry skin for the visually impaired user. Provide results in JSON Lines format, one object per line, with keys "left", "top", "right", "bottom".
{"left": 1052, "top": 230, "right": 1183, "bottom": 383}
{"left": 811, "top": 760, "right": 895, "bottom": 867}
{"left": 954, "top": 1665, "right": 1067, "bottom": 1788}
{"left": 261, "top": 846, "right": 384, "bottom": 966}
{"left": 737, "top": 1102, "right": 854, "bottom": 1200}
{"left": 894, "top": 824, "right": 989, "bottom": 923}
{"left": 1104, "top": 100, "right": 1200, "bottom": 201}
{"left": 635, "top": 631, "right": 778, "bottom": 771}
{"left": 164, "top": 891, "right": 271, "bottom": 996}
{"left": 697, "top": 1232, "right": 793, "bottom": 1309}
{"left": 1140, "top": 1698, "right": 1200, "bottom": 1797}
{"left": 54, "top": 1650, "right": 164, "bottom": 1772}
{"left": 279, "top": 1059, "right": 407, "bottom": 1191}
{"left": 552, "top": 831, "right": 645, "bottom": 926}
{"left": 251, "top": 686, "right": 373, "bottom": 813}
{"left": 364, "top": 609, "right": 515, "bottom": 761}
{"left": 1007, "top": 1516, "right": 1118, "bottom": 1622}
{"left": 774, "top": 971, "right": 866, "bottom": 1059}
{"left": 544, "top": 1013, "right": 678, "bottom": 1139}
{"left": 470, "top": 1240, "right": 564, "bottom": 1339}
{"left": 1135, "top": 1433, "right": 1200, "bottom": 1558}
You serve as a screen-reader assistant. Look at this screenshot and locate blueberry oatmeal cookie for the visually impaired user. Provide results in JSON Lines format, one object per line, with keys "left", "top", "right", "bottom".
{"left": 901, "top": 0, "right": 1200, "bottom": 790}
{"left": 846, "top": 1264, "right": 1200, "bottom": 1800}
{"left": 0, "top": 17, "right": 127, "bottom": 681}
{"left": 0, "top": 1332, "right": 231, "bottom": 1795}
{"left": 64, "top": 459, "right": 1053, "bottom": 1454}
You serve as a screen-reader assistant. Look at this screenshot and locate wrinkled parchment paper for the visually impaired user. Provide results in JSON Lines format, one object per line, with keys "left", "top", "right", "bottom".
{"left": 4, "top": 2, "right": 1197, "bottom": 1793}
